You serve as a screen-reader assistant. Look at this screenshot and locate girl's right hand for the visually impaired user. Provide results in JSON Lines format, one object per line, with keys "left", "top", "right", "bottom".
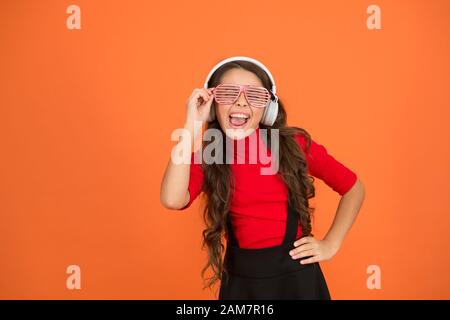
{"left": 186, "top": 88, "right": 214, "bottom": 123}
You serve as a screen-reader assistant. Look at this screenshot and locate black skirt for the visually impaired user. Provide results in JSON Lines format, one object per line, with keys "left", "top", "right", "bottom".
{"left": 219, "top": 201, "right": 331, "bottom": 300}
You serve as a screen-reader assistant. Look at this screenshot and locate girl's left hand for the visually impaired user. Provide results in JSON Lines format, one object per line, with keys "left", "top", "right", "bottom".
{"left": 289, "top": 236, "right": 340, "bottom": 265}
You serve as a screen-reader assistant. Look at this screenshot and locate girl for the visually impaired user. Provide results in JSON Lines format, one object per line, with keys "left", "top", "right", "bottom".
{"left": 160, "top": 56, "right": 365, "bottom": 299}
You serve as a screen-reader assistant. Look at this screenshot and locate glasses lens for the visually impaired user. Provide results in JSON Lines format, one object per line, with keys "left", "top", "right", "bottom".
{"left": 214, "top": 84, "right": 240, "bottom": 104}
{"left": 245, "top": 86, "right": 271, "bottom": 108}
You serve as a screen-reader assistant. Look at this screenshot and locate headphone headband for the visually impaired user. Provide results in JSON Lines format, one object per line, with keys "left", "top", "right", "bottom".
{"left": 203, "top": 56, "right": 277, "bottom": 95}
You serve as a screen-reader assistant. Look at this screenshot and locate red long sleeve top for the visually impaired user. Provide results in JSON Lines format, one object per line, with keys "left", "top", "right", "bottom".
{"left": 178, "top": 128, "right": 358, "bottom": 249}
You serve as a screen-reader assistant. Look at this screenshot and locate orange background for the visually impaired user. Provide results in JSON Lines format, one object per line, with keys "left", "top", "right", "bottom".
{"left": 1, "top": 0, "right": 449, "bottom": 299}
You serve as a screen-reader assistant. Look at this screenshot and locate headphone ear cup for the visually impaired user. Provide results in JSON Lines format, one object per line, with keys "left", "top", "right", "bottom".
{"left": 260, "top": 100, "right": 278, "bottom": 126}
{"left": 206, "top": 103, "right": 216, "bottom": 122}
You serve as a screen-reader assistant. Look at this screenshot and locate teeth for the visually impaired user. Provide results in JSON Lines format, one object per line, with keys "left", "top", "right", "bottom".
{"left": 229, "top": 113, "right": 249, "bottom": 119}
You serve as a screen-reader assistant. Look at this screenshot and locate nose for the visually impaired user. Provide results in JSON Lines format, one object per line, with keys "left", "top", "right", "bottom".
{"left": 235, "top": 91, "right": 248, "bottom": 107}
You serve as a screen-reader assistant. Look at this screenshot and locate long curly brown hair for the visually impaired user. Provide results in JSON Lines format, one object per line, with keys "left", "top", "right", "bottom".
{"left": 199, "top": 60, "right": 316, "bottom": 294}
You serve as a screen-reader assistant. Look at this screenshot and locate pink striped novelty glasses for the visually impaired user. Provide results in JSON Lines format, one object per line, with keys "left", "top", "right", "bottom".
{"left": 210, "top": 83, "right": 272, "bottom": 108}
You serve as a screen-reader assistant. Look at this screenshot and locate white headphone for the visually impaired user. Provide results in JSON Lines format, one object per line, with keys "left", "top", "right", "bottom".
{"left": 203, "top": 56, "right": 279, "bottom": 126}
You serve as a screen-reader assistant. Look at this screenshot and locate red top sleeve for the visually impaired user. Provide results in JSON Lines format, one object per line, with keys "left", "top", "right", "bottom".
{"left": 177, "top": 151, "right": 204, "bottom": 210}
{"left": 295, "top": 134, "right": 358, "bottom": 195}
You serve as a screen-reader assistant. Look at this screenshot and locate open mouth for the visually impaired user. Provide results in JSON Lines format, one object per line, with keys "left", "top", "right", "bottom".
{"left": 228, "top": 112, "right": 250, "bottom": 128}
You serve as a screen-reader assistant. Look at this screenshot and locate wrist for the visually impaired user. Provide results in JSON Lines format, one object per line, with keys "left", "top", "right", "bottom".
{"left": 184, "top": 118, "right": 203, "bottom": 131}
{"left": 323, "top": 235, "right": 343, "bottom": 251}
{"left": 183, "top": 119, "right": 204, "bottom": 153}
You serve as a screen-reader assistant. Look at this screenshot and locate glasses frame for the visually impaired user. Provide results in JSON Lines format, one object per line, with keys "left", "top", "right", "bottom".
{"left": 210, "top": 83, "right": 272, "bottom": 108}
